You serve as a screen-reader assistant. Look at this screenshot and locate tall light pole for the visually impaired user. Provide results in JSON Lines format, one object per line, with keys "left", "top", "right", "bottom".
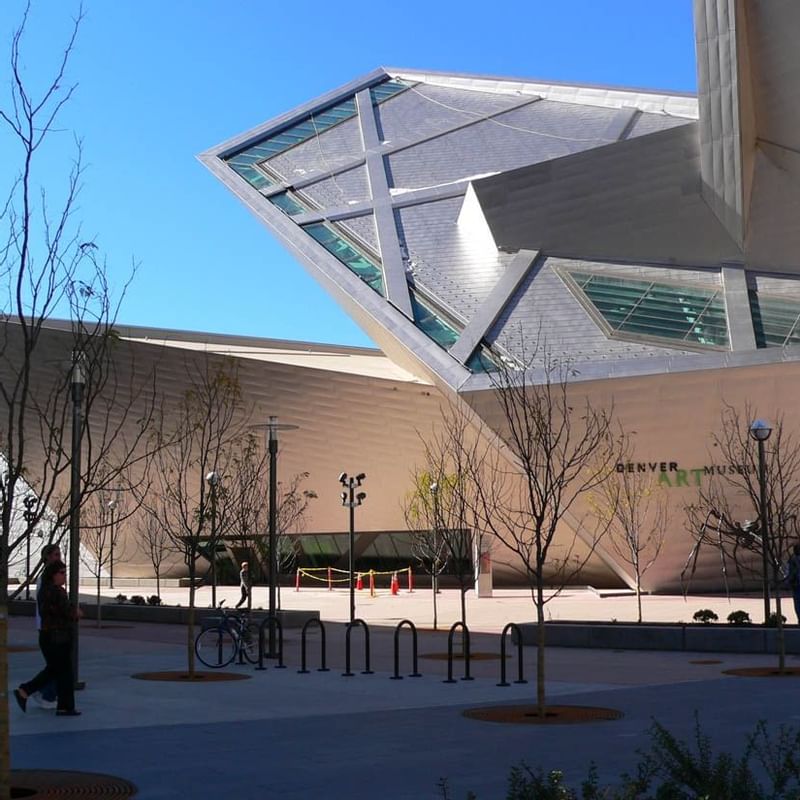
{"left": 22, "top": 496, "right": 37, "bottom": 600}
{"left": 252, "top": 416, "right": 298, "bottom": 657}
{"left": 69, "top": 351, "right": 85, "bottom": 687}
{"left": 339, "top": 472, "right": 366, "bottom": 624}
{"left": 205, "top": 471, "right": 219, "bottom": 609}
{"left": 750, "top": 418, "right": 772, "bottom": 625}
{"left": 106, "top": 488, "right": 121, "bottom": 590}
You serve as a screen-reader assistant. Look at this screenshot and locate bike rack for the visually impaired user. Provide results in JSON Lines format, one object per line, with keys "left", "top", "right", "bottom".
{"left": 443, "top": 621, "right": 473, "bottom": 683}
{"left": 342, "top": 619, "right": 373, "bottom": 677}
{"left": 391, "top": 619, "right": 422, "bottom": 680}
{"left": 497, "top": 623, "right": 527, "bottom": 687}
{"left": 256, "top": 615, "right": 285, "bottom": 671}
{"left": 298, "top": 618, "right": 329, "bottom": 674}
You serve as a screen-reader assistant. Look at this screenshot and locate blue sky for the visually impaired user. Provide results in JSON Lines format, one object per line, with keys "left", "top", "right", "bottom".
{"left": 1, "top": 1, "right": 697, "bottom": 348}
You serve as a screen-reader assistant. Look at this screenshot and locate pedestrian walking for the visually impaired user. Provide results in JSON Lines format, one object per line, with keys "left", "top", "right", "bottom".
{"left": 14, "top": 560, "right": 82, "bottom": 716}
{"left": 31, "top": 543, "right": 62, "bottom": 710}
{"left": 235, "top": 561, "right": 251, "bottom": 609}
{"left": 786, "top": 544, "right": 800, "bottom": 624}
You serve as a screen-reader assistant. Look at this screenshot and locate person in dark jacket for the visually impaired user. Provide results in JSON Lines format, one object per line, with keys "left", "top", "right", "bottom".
{"left": 14, "top": 560, "right": 81, "bottom": 716}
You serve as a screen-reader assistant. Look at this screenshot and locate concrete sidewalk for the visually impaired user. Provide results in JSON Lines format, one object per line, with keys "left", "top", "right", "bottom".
{"left": 8, "top": 590, "right": 800, "bottom": 799}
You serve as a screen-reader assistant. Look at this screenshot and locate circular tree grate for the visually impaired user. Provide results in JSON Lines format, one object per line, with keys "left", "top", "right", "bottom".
{"left": 131, "top": 670, "right": 251, "bottom": 682}
{"left": 464, "top": 704, "right": 623, "bottom": 725}
{"left": 10, "top": 769, "right": 136, "bottom": 798}
{"left": 723, "top": 666, "right": 800, "bottom": 678}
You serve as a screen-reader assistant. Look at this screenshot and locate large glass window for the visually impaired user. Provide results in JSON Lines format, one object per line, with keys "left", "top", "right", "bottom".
{"left": 304, "top": 222, "right": 385, "bottom": 295}
{"left": 269, "top": 190, "right": 308, "bottom": 217}
{"left": 223, "top": 79, "right": 410, "bottom": 191}
{"left": 749, "top": 291, "right": 800, "bottom": 348}
{"left": 566, "top": 270, "right": 729, "bottom": 349}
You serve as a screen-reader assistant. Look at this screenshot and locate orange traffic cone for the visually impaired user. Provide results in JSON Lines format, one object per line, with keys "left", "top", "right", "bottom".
{"left": 356, "top": 572, "right": 363, "bottom": 591}
{"left": 391, "top": 572, "right": 399, "bottom": 596}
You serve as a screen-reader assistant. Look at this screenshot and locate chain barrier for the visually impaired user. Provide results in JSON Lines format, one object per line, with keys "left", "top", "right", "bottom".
{"left": 295, "top": 566, "right": 414, "bottom": 594}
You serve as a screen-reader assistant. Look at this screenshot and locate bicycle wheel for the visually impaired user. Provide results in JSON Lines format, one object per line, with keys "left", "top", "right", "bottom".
{"left": 195, "top": 627, "right": 237, "bottom": 668}
{"left": 240, "top": 622, "right": 261, "bottom": 664}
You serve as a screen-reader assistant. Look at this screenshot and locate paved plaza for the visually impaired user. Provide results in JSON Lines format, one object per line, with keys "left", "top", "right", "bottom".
{"left": 9, "top": 587, "right": 800, "bottom": 799}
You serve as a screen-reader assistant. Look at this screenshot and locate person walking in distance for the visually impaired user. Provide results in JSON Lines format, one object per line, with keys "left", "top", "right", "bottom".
{"left": 15, "top": 560, "right": 82, "bottom": 716}
{"left": 786, "top": 544, "right": 800, "bottom": 623}
{"left": 235, "top": 561, "right": 251, "bottom": 609}
{"left": 31, "top": 544, "right": 62, "bottom": 709}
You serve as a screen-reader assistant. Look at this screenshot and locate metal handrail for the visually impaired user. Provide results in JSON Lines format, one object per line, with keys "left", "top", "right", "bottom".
{"left": 342, "top": 618, "right": 373, "bottom": 677}
{"left": 444, "top": 621, "right": 473, "bottom": 683}
{"left": 391, "top": 619, "right": 421, "bottom": 680}
{"left": 497, "top": 622, "right": 527, "bottom": 687}
{"left": 298, "top": 618, "right": 329, "bottom": 674}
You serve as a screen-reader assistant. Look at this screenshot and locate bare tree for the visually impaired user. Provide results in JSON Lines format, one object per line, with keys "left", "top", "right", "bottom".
{"left": 684, "top": 404, "right": 800, "bottom": 672}
{"left": 591, "top": 469, "right": 666, "bottom": 623}
{"left": 135, "top": 506, "right": 171, "bottom": 600}
{"left": 405, "top": 405, "right": 489, "bottom": 634}
{"left": 462, "top": 344, "right": 622, "bottom": 717}
{"left": 0, "top": 8, "right": 159, "bottom": 795}
{"left": 146, "top": 357, "right": 248, "bottom": 677}
{"left": 224, "top": 432, "right": 317, "bottom": 605}
{"left": 404, "top": 472, "right": 449, "bottom": 630}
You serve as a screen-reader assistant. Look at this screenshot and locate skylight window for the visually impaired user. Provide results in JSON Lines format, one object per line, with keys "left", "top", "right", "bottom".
{"left": 223, "top": 79, "right": 411, "bottom": 191}
{"left": 565, "top": 270, "right": 729, "bottom": 349}
{"left": 749, "top": 291, "right": 800, "bottom": 348}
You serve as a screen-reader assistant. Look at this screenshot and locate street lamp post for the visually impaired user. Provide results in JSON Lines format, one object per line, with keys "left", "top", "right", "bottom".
{"left": 750, "top": 419, "right": 772, "bottom": 625}
{"left": 205, "top": 471, "right": 219, "bottom": 609}
{"left": 69, "top": 351, "right": 85, "bottom": 687}
{"left": 339, "top": 472, "right": 366, "bottom": 624}
{"left": 252, "top": 416, "right": 298, "bottom": 657}
{"left": 106, "top": 489, "right": 121, "bottom": 590}
{"left": 22, "top": 496, "right": 37, "bottom": 600}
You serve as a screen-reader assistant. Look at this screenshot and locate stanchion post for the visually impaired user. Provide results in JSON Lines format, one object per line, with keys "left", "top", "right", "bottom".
{"left": 369, "top": 569, "right": 375, "bottom": 598}
{"left": 327, "top": 566, "right": 332, "bottom": 591}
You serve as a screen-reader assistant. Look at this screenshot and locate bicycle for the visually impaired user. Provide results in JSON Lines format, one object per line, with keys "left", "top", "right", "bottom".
{"left": 194, "top": 600, "right": 260, "bottom": 668}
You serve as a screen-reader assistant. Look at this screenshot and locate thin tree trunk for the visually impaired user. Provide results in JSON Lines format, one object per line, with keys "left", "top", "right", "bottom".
{"left": 460, "top": 587, "right": 467, "bottom": 656}
{"left": 0, "top": 603, "right": 10, "bottom": 800}
{"left": 432, "top": 575, "right": 438, "bottom": 630}
{"left": 156, "top": 571, "right": 161, "bottom": 600}
{"left": 635, "top": 578, "right": 642, "bottom": 624}
{"left": 188, "top": 563, "right": 196, "bottom": 678}
{"left": 536, "top": 580, "right": 546, "bottom": 718}
{"left": 96, "top": 572, "right": 102, "bottom": 628}
{"left": 775, "top": 568, "right": 786, "bottom": 672}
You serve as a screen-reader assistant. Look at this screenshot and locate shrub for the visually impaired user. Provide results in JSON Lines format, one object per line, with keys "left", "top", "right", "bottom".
{"left": 693, "top": 608, "right": 719, "bottom": 624}
{"left": 146, "top": 595, "right": 162, "bottom": 606}
{"left": 767, "top": 611, "right": 787, "bottom": 627}
{"left": 727, "top": 610, "right": 752, "bottom": 626}
{"left": 130, "top": 595, "right": 146, "bottom": 606}
{"left": 442, "top": 717, "right": 800, "bottom": 799}
{"left": 115, "top": 594, "right": 128, "bottom": 604}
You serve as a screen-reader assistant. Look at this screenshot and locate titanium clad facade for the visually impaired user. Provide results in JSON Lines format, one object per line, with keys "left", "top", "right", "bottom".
{"left": 200, "top": 1, "right": 800, "bottom": 592}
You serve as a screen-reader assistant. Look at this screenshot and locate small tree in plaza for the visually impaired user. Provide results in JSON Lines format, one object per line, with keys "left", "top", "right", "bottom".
{"left": 684, "top": 404, "right": 800, "bottom": 672}
{"left": 135, "top": 505, "right": 171, "bottom": 601}
{"left": 0, "top": 8, "right": 159, "bottom": 795}
{"left": 225, "top": 431, "right": 317, "bottom": 605}
{"left": 462, "top": 344, "right": 623, "bottom": 718}
{"left": 146, "top": 357, "right": 247, "bottom": 677}
{"left": 405, "top": 405, "right": 488, "bottom": 634}
{"left": 591, "top": 468, "right": 667, "bottom": 623}
{"left": 404, "top": 472, "right": 450, "bottom": 630}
